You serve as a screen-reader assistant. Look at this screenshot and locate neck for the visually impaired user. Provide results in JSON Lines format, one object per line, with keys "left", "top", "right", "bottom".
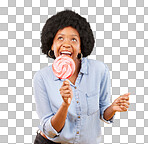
{"left": 68, "top": 58, "right": 81, "bottom": 84}
{"left": 74, "top": 58, "right": 81, "bottom": 75}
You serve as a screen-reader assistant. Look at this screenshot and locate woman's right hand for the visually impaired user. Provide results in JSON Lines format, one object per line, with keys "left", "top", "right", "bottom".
{"left": 59, "top": 80, "right": 73, "bottom": 105}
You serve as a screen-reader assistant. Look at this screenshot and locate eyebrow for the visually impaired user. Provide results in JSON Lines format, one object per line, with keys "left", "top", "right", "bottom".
{"left": 58, "top": 34, "right": 78, "bottom": 37}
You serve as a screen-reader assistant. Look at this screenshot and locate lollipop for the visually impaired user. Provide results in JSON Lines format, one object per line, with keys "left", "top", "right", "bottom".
{"left": 52, "top": 55, "right": 75, "bottom": 79}
{"left": 52, "top": 55, "right": 75, "bottom": 104}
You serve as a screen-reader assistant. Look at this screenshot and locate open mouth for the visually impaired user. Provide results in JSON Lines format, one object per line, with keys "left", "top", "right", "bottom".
{"left": 60, "top": 51, "right": 72, "bottom": 57}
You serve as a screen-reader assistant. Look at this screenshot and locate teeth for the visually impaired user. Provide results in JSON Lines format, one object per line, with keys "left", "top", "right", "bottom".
{"left": 61, "top": 51, "right": 72, "bottom": 55}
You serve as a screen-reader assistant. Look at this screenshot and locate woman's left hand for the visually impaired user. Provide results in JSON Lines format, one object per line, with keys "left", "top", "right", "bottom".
{"left": 111, "top": 93, "right": 130, "bottom": 112}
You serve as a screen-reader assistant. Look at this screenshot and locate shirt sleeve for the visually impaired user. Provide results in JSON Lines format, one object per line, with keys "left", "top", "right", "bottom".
{"left": 99, "top": 64, "right": 115, "bottom": 124}
{"left": 43, "top": 116, "right": 60, "bottom": 138}
{"left": 33, "top": 71, "right": 60, "bottom": 138}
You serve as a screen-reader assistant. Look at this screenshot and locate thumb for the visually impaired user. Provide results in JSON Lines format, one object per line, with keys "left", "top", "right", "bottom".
{"left": 64, "top": 79, "right": 70, "bottom": 85}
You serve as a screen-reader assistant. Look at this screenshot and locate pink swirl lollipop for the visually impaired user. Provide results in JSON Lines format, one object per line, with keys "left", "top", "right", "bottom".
{"left": 52, "top": 55, "right": 75, "bottom": 79}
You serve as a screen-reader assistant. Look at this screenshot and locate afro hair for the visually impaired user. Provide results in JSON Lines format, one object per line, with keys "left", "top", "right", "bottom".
{"left": 40, "top": 9, "right": 95, "bottom": 59}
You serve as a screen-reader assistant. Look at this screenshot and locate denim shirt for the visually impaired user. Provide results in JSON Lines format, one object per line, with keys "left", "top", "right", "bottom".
{"left": 33, "top": 57, "right": 115, "bottom": 144}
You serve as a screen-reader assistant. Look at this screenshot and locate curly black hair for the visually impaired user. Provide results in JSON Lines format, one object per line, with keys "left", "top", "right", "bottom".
{"left": 41, "top": 9, "right": 95, "bottom": 59}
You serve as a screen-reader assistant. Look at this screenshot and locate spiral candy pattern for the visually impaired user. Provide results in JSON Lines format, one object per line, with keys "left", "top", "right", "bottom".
{"left": 52, "top": 55, "right": 75, "bottom": 79}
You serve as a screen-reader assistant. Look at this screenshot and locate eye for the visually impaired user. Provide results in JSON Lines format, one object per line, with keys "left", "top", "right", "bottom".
{"left": 72, "top": 38, "right": 77, "bottom": 42}
{"left": 58, "top": 37, "right": 63, "bottom": 40}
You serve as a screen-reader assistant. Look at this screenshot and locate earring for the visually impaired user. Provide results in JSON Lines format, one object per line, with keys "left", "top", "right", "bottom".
{"left": 77, "top": 53, "right": 83, "bottom": 60}
{"left": 48, "top": 50, "right": 55, "bottom": 58}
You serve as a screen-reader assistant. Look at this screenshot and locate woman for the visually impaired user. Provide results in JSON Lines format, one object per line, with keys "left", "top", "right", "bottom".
{"left": 33, "top": 9, "right": 130, "bottom": 144}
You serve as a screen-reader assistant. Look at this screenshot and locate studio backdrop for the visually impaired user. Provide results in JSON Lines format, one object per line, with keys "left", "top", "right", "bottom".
{"left": 0, "top": 0, "right": 147, "bottom": 143}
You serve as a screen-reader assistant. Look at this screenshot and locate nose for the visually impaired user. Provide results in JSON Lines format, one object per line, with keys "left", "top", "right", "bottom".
{"left": 62, "top": 42, "right": 71, "bottom": 49}
{"left": 62, "top": 43, "right": 71, "bottom": 48}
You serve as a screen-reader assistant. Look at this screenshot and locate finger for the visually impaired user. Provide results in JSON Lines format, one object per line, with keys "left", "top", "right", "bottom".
{"left": 117, "top": 99, "right": 128, "bottom": 103}
{"left": 118, "top": 103, "right": 129, "bottom": 108}
{"left": 62, "top": 82, "right": 70, "bottom": 88}
{"left": 120, "top": 92, "right": 130, "bottom": 98}
{"left": 68, "top": 98, "right": 71, "bottom": 104}
{"left": 116, "top": 102, "right": 130, "bottom": 109}
{"left": 62, "top": 81, "right": 67, "bottom": 87}
{"left": 60, "top": 86, "right": 69, "bottom": 91}
{"left": 119, "top": 96, "right": 129, "bottom": 101}
{"left": 63, "top": 97, "right": 71, "bottom": 104}
{"left": 65, "top": 79, "right": 70, "bottom": 83}
{"left": 120, "top": 105, "right": 128, "bottom": 111}
{"left": 60, "top": 91, "right": 71, "bottom": 97}
{"left": 123, "top": 92, "right": 130, "bottom": 96}
{"left": 60, "top": 85, "right": 69, "bottom": 90}
{"left": 63, "top": 97, "right": 68, "bottom": 102}
{"left": 62, "top": 94, "right": 71, "bottom": 98}
{"left": 63, "top": 80, "right": 70, "bottom": 85}
{"left": 122, "top": 100, "right": 130, "bottom": 105}
{"left": 62, "top": 90, "right": 71, "bottom": 94}
{"left": 121, "top": 93, "right": 130, "bottom": 98}
{"left": 60, "top": 85, "right": 70, "bottom": 90}
{"left": 61, "top": 84, "right": 69, "bottom": 88}
{"left": 120, "top": 96, "right": 129, "bottom": 100}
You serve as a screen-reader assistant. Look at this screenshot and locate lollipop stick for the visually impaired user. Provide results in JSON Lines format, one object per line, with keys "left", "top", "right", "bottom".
{"left": 52, "top": 55, "right": 75, "bottom": 105}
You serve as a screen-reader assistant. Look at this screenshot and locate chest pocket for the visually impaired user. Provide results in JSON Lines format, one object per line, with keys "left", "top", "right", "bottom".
{"left": 86, "top": 90, "right": 99, "bottom": 116}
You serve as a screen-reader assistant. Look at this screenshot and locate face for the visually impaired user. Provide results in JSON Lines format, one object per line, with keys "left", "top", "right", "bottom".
{"left": 51, "top": 26, "right": 81, "bottom": 61}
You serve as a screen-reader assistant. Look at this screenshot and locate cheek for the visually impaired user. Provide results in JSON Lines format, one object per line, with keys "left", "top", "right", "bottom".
{"left": 75, "top": 41, "right": 81, "bottom": 50}
{"left": 72, "top": 42, "right": 80, "bottom": 48}
{"left": 75, "top": 44, "right": 81, "bottom": 52}
{"left": 52, "top": 42, "right": 61, "bottom": 50}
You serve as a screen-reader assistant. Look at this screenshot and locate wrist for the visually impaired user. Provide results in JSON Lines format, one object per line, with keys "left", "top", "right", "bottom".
{"left": 110, "top": 104, "right": 117, "bottom": 113}
{"left": 62, "top": 102, "right": 70, "bottom": 108}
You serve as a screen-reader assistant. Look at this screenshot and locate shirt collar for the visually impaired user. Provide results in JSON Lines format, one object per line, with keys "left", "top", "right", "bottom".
{"left": 80, "top": 57, "right": 88, "bottom": 75}
{"left": 52, "top": 57, "right": 88, "bottom": 81}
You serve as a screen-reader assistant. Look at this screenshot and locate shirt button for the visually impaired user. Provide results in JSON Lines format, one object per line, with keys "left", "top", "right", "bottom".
{"left": 78, "top": 116, "right": 80, "bottom": 118}
{"left": 76, "top": 131, "right": 79, "bottom": 134}
{"left": 75, "top": 86, "right": 77, "bottom": 89}
{"left": 76, "top": 101, "right": 79, "bottom": 103}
